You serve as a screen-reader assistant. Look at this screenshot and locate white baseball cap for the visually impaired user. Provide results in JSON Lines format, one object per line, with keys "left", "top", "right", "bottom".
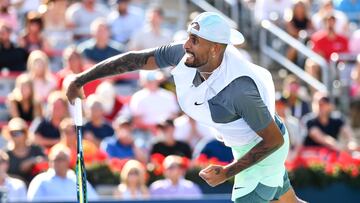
{"left": 187, "top": 12, "right": 244, "bottom": 45}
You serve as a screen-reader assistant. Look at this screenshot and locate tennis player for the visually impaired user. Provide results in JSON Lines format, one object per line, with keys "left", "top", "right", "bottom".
{"left": 67, "top": 12, "right": 304, "bottom": 203}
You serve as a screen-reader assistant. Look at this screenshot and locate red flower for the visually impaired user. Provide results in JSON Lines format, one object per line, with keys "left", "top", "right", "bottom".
{"left": 94, "top": 150, "right": 108, "bottom": 162}
{"left": 350, "top": 166, "right": 359, "bottom": 178}
{"left": 150, "top": 153, "right": 165, "bottom": 165}
{"left": 197, "top": 154, "right": 208, "bottom": 164}
{"left": 109, "top": 158, "right": 128, "bottom": 173}
{"left": 181, "top": 156, "right": 190, "bottom": 170}
{"left": 31, "top": 161, "right": 49, "bottom": 176}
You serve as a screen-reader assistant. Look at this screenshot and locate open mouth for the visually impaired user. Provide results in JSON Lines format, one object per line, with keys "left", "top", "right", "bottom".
{"left": 185, "top": 52, "right": 195, "bottom": 62}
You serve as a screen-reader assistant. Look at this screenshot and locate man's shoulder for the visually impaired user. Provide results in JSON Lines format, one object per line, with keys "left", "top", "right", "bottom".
{"left": 311, "top": 31, "right": 328, "bottom": 42}
{"left": 108, "top": 40, "right": 125, "bottom": 52}
{"left": 6, "top": 176, "right": 26, "bottom": 188}
{"left": 78, "top": 39, "right": 96, "bottom": 51}
{"left": 214, "top": 76, "right": 258, "bottom": 100}
{"left": 179, "top": 178, "right": 199, "bottom": 189}
{"left": 66, "top": 2, "right": 83, "bottom": 14}
{"left": 131, "top": 88, "right": 150, "bottom": 100}
{"left": 150, "top": 179, "right": 170, "bottom": 190}
{"left": 303, "top": 112, "right": 317, "bottom": 124}
{"left": 157, "top": 88, "right": 176, "bottom": 98}
{"left": 31, "top": 171, "right": 54, "bottom": 183}
{"left": 329, "top": 111, "right": 345, "bottom": 122}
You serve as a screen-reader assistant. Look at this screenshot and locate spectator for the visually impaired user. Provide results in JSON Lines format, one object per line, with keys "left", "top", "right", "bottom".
{"left": 128, "top": 6, "right": 172, "bottom": 50}
{"left": 18, "top": 11, "right": 52, "bottom": 55}
{"left": 275, "top": 93, "right": 304, "bottom": 161}
{"left": 254, "top": 0, "right": 293, "bottom": 23}
{"left": 84, "top": 94, "right": 114, "bottom": 147}
{"left": 65, "top": 0, "right": 108, "bottom": 42}
{"left": 0, "top": 0, "right": 18, "bottom": 31}
{"left": 3, "top": 117, "right": 46, "bottom": 184}
{"left": 56, "top": 46, "right": 102, "bottom": 97}
{"left": 150, "top": 120, "right": 192, "bottom": 159}
{"left": 285, "top": 0, "right": 313, "bottom": 38}
{"left": 107, "top": 0, "right": 144, "bottom": 44}
{"left": 303, "top": 92, "right": 357, "bottom": 151}
{"left": 312, "top": 0, "right": 349, "bottom": 34}
{"left": 26, "top": 50, "right": 56, "bottom": 103}
{"left": 0, "top": 22, "right": 28, "bottom": 71}
{"left": 7, "top": 73, "right": 42, "bottom": 123}
{"left": 285, "top": 0, "right": 314, "bottom": 62}
{"left": 282, "top": 75, "right": 311, "bottom": 119}
{"left": 113, "top": 159, "right": 149, "bottom": 200}
{"left": 78, "top": 18, "right": 124, "bottom": 64}
{"left": 100, "top": 116, "right": 146, "bottom": 162}
{"left": 150, "top": 155, "right": 202, "bottom": 199}
{"left": 41, "top": 0, "right": 72, "bottom": 61}
{"left": 59, "top": 117, "right": 103, "bottom": 167}
{"left": 94, "top": 81, "right": 124, "bottom": 121}
{"left": 130, "top": 70, "right": 179, "bottom": 134}
{"left": 27, "top": 144, "right": 98, "bottom": 201}
{"left": 310, "top": 13, "right": 349, "bottom": 61}
{"left": 0, "top": 150, "right": 27, "bottom": 202}
{"left": 350, "top": 55, "right": 360, "bottom": 98}
{"left": 34, "top": 91, "right": 69, "bottom": 149}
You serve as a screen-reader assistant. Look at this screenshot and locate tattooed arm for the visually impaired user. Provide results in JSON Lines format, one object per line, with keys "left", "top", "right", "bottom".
{"left": 224, "top": 120, "right": 284, "bottom": 178}
{"left": 199, "top": 119, "right": 284, "bottom": 187}
{"left": 66, "top": 48, "right": 158, "bottom": 103}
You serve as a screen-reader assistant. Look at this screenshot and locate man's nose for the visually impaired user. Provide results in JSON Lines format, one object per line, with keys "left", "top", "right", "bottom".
{"left": 183, "top": 39, "right": 191, "bottom": 50}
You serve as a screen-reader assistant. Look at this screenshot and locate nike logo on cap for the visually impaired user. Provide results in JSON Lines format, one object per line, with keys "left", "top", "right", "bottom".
{"left": 194, "top": 101, "right": 204, "bottom": 105}
{"left": 234, "top": 187, "right": 244, "bottom": 190}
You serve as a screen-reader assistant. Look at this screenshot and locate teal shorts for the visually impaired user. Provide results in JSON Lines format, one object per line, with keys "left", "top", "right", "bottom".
{"left": 234, "top": 171, "right": 292, "bottom": 203}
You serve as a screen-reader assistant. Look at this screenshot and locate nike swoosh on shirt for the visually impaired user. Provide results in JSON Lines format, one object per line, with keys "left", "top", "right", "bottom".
{"left": 234, "top": 187, "right": 245, "bottom": 190}
{"left": 194, "top": 101, "right": 204, "bottom": 105}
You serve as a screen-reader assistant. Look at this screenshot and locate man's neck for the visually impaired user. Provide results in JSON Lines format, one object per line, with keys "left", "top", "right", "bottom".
{"left": 327, "top": 29, "right": 336, "bottom": 39}
{"left": 318, "top": 114, "right": 329, "bottom": 125}
{"left": 92, "top": 118, "right": 103, "bottom": 126}
{"left": 150, "top": 25, "right": 161, "bottom": 35}
{"left": 165, "top": 139, "right": 175, "bottom": 146}
{"left": 0, "top": 175, "right": 6, "bottom": 185}
{"left": 0, "top": 41, "right": 11, "bottom": 49}
{"left": 56, "top": 171, "right": 67, "bottom": 178}
{"left": 170, "top": 178, "right": 179, "bottom": 186}
{"left": 96, "top": 40, "right": 108, "bottom": 49}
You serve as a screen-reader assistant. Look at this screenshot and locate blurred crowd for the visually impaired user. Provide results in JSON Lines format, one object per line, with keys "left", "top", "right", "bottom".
{"left": 0, "top": 0, "right": 359, "bottom": 202}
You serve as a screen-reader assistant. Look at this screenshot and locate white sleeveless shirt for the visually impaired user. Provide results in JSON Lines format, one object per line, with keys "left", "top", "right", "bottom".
{"left": 171, "top": 45, "right": 276, "bottom": 147}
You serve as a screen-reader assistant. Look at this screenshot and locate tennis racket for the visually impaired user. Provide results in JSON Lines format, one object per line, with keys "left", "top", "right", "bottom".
{"left": 74, "top": 98, "right": 87, "bottom": 203}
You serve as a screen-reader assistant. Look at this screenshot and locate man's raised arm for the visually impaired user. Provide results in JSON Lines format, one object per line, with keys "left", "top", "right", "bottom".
{"left": 66, "top": 48, "right": 158, "bottom": 104}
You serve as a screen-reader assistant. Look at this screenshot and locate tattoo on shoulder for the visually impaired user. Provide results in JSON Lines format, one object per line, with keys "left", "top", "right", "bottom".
{"left": 75, "top": 49, "right": 156, "bottom": 87}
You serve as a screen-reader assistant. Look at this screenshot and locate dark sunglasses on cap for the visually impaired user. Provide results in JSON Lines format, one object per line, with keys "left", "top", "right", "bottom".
{"left": 10, "top": 130, "right": 25, "bottom": 137}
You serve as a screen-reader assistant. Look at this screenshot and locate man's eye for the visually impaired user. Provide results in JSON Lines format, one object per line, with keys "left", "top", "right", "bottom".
{"left": 191, "top": 37, "right": 197, "bottom": 44}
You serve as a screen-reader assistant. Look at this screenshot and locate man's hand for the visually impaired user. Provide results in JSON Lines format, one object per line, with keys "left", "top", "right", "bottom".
{"left": 66, "top": 77, "right": 84, "bottom": 105}
{"left": 199, "top": 164, "right": 228, "bottom": 187}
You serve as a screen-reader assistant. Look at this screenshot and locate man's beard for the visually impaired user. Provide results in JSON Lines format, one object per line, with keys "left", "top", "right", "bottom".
{"left": 184, "top": 52, "right": 206, "bottom": 68}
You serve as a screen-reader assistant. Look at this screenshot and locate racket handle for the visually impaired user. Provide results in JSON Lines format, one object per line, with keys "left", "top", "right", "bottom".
{"left": 74, "top": 98, "right": 83, "bottom": 126}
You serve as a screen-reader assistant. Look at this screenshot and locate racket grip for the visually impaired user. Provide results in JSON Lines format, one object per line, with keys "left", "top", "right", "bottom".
{"left": 74, "top": 98, "right": 83, "bottom": 126}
